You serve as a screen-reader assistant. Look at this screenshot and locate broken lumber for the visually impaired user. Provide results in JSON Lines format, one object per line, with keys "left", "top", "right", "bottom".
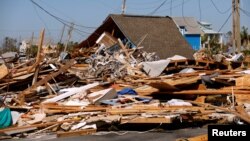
{"left": 0, "top": 64, "right": 8, "bottom": 79}
{"left": 18, "top": 59, "right": 75, "bottom": 104}
{"left": 121, "top": 117, "right": 172, "bottom": 124}
{"left": 187, "top": 101, "right": 250, "bottom": 124}
{"left": 57, "top": 128, "right": 96, "bottom": 138}
{"left": 0, "top": 118, "right": 81, "bottom": 135}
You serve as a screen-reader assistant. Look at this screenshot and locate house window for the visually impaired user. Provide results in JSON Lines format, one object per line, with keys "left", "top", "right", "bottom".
{"left": 179, "top": 26, "right": 186, "bottom": 35}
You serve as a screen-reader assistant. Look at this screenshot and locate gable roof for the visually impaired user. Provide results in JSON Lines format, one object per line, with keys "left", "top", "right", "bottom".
{"left": 79, "top": 14, "right": 194, "bottom": 59}
{"left": 173, "top": 17, "right": 202, "bottom": 35}
{"left": 198, "top": 21, "right": 222, "bottom": 35}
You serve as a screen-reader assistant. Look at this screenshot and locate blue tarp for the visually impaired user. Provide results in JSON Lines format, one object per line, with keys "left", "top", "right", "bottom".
{"left": 117, "top": 88, "right": 137, "bottom": 95}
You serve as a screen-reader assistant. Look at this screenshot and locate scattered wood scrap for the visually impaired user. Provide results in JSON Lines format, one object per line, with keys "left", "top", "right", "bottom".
{"left": 1, "top": 29, "right": 250, "bottom": 140}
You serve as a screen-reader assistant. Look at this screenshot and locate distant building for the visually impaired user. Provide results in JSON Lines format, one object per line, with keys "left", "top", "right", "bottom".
{"left": 198, "top": 21, "right": 223, "bottom": 46}
{"left": 19, "top": 40, "right": 30, "bottom": 53}
{"left": 173, "top": 17, "right": 202, "bottom": 51}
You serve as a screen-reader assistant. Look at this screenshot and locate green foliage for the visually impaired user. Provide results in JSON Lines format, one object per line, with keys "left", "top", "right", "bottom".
{"left": 67, "top": 41, "right": 78, "bottom": 53}
{"left": 241, "top": 26, "right": 249, "bottom": 47}
{"left": 56, "top": 41, "right": 78, "bottom": 53}
{"left": 209, "top": 36, "right": 221, "bottom": 54}
{"left": 26, "top": 45, "right": 38, "bottom": 57}
{"left": 201, "top": 34, "right": 208, "bottom": 45}
{"left": 0, "top": 37, "right": 18, "bottom": 53}
{"left": 242, "top": 50, "right": 250, "bottom": 56}
{"left": 57, "top": 42, "right": 64, "bottom": 52}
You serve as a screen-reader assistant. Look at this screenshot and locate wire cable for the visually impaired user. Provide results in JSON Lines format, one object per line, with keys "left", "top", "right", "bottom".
{"left": 198, "top": 0, "right": 202, "bottom": 21}
{"left": 30, "top": 0, "right": 96, "bottom": 29}
{"left": 157, "top": 0, "right": 191, "bottom": 14}
{"left": 148, "top": 0, "right": 169, "bottom": 15}
{"left": 129, "top": 0, "right": 164, "bottom": 5}
{"left": 240, "top": 8, "right": 250, "bottom": 17}
{"left": 30, "top": 0, "right": 99, "bottom": 37}
{"left": 210, "top": 0, "right": 231, "bottom": 14}
{"left": 181, "top": 0, "right": 199, "bottom": 28}
{"left": 39, "top": 0, "right": 74, "bottom": 21}
{"left": 218, "top": 12, "right": 233, "bottom": 32}
{"left": 128, "top": 0, "right": 167, "bottom": 10}
{"left": 32, "top": 3, "right": 52, "bottom": 39}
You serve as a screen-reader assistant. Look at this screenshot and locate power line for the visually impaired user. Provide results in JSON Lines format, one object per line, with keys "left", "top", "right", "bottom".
{"left": 198, "top": 0, "right": 202, "bottom": 21}
{"left": 240, "top": 8, "right": 250, "bottom": 17}
{"left": 30, "top": 0, "right": 96, "bottom": 29}
{"left": 157, "top": 0, "right": 191, "bottom": 14}
{"left": 128, "top": 0, "right": 165, "bottom": 5}
{"left": 148, "top": 0, "right": 169, "bottom": 15}
{"left": 218, "top": 12, "right": 233, "bottom": 32}
{"left": 32, "top": 3, "right": 52, "bottom": 39}
{"left": 181, "top": 0, "right": 199, "bottom": 28}
{"left": 210, "top": 0, "right": 231, "bottom": 14}
{"left": 39, "top": 0, "right": 74, "bottom": 21}
{"left": 127, "top": 0, "right": 166, "bottom": 10}
{"left": 30, "top": 0, "right": 98, "bottom": 37}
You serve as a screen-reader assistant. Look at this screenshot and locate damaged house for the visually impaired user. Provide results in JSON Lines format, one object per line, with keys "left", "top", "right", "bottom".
{"left": 173, "top": 17, "right": 202, "bottom": 51}
{"left": 78, "top": 14, "right": 194, "bottom": 59}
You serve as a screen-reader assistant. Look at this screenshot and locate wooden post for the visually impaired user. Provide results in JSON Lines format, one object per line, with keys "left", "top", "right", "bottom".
{"left": 232, "top": 0, "right": 241, "bottom": 53}
{"left": 28, "top": 29, "right": 45, "bottom": 73}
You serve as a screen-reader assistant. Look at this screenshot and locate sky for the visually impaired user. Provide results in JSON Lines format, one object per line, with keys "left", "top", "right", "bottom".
{"left": 0, "top": 0, "right": 249, "bottom": 45}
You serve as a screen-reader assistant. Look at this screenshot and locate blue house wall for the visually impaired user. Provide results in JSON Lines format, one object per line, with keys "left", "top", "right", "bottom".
{"left": 184, "top": 34, "right": 200, "bottom": 50}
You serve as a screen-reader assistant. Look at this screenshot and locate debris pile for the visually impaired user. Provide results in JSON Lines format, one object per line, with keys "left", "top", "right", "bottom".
{"left": 0, "top": 30, "right": 250, "bottom": 140}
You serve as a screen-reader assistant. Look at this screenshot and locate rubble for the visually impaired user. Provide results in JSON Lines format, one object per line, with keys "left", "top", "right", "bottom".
{"left": 0, "top": 29, "right": 250, "bottom": 140}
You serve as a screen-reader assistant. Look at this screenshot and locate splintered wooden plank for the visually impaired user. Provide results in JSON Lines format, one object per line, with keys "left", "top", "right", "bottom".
{"left": 18, "top": 59, "right": 75, "bottom": 104}
{"left": 188, "top": 101, "right": 250, "bottom": 124}
{"left": 57, "top": 129, "right": 96, "bottom": 138}
{"left": 42, "top": 103, "right": 107, "bottom": 114}
{"left": 135, "top": 85, "right": 159, "bottom": 96}
{"left": 0, "top": 118, "right": 81, "bottom": 134}
{"left": 121, "top": 117, "right": 172, "bottom": 124}
{"left": 164, "top": 76, "right": 200, "bottom": 86}
{"left": 148, "top": 81, "right": 178, "bottom": 91}
{"left": 235, "top": 75, "right": 250, "bottom": 87}
{"left": 107, "top": 106, "right": 203, "bottom": 115}
{"left": 0, "top": 64, "right": 8, "bottom": 79}
{"left": 28, "top": 29, "right": 44, "bottom": 73}
{"left": 235, "top": 94, "right": 250, "bottom": 105}
{"left": 172, "top": 89, "right": 250, "bottom": 95}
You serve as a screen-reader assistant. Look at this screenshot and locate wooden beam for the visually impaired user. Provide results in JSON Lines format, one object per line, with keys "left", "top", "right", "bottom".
{"left": 0, "top": 118, "right": 81, "bottom": 134}
{"left": 121, "top": 117, "right": 172, "bottom": 124}
{"left": 172, "top": 89, "right": 250, "bottom": 95}
{"left": 187, "top": 101, "right": 250, "bottom": 124}
{"left": 18, "top": 59, "right": 75, "bottom": 105}
{"left": 57, "top": 129, "right": 96, "bottom": 138}
{"left": 118, "top": 38, "right": 130, "bottom": 59}
{"left": 107, "top": 106, "right": 204, "bottom": 115}
{"left": 28, "top": 29, "right": 45, "bottom": 73}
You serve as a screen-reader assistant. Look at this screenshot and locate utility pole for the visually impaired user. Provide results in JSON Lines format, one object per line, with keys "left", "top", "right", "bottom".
{"left": 122, "top": 0, "right": 126, "bottom": 14}
{"left": 59, "top": 24, "right": 65, "bottom": 43}
{"left": 64, "top": 23, "right": 74, "bottom": 52}
{"left": 232, "top": 0, "right": 241, "bottom": 53}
